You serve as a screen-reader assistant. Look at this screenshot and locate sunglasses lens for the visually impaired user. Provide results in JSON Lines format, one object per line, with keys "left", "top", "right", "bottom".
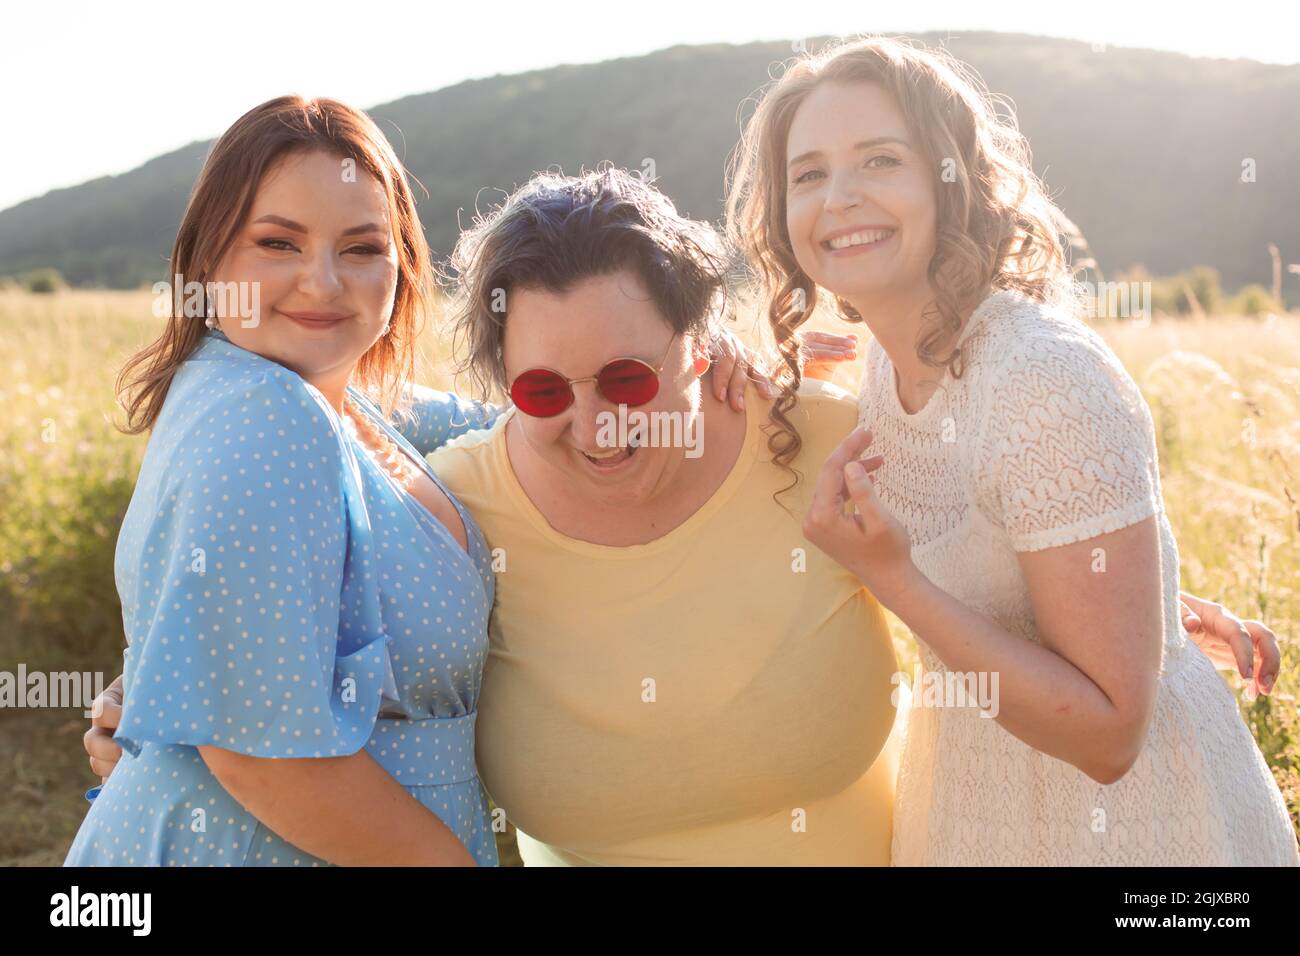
{"left": 511, "top": 369, "right": 572, "bottom": 417}
{"left": 598, "top": 359, "right": 659, "bottom": 406}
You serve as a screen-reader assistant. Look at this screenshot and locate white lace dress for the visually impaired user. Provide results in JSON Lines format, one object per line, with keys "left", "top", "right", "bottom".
{"left": 857, "top": 289, "right": 1299, "bottom": 866}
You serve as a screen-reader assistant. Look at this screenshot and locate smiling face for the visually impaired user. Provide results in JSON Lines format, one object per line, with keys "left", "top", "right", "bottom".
{"left": 209, "top": 149, "right": 399, "bottom": 392}
{"left": 503, "top": 270, "right": 709, "bottom": 506}
{"left": 784, "top": 81, "right": 938, "bottom": 309}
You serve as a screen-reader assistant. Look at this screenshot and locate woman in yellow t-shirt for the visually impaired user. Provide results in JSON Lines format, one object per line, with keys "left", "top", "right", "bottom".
{"left": 431, "top": 167, "right": 902, "bottom": 865}
{"left": 429, "top": 166, "right": 1278, "bottom": 865}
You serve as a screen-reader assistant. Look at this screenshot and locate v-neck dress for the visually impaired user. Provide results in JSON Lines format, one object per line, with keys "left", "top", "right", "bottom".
{"left": 65, "top": 328, "right": 503, "bottom": 866}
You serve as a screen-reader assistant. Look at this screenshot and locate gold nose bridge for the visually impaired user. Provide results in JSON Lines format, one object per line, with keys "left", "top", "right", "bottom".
{"left": 562, "top": 344, "right": 672, "bottom": 394}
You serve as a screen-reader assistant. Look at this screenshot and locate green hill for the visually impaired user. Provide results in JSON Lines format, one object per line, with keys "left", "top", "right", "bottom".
{"left": 2, "top": 32, "right": 1297, "bottom": 297}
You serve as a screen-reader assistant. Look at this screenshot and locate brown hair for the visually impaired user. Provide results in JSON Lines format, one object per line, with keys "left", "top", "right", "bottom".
{"left": 116, "top": 95, "right": 433, "bottom": 433}
{"left": 443, "top": 165, "right": 731, "bottom": 399}
{"left": 725, "top": 34, "right": 1078, "bottom": 486}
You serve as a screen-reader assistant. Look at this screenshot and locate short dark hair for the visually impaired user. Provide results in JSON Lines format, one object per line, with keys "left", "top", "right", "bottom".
{"left": 444, "top": 165, "right": 733, "bottom": 397}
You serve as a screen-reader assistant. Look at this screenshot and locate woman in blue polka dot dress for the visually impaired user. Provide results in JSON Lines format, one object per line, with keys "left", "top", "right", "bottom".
{"left": 65, "top": 97, "right": 503, "bottom": 867}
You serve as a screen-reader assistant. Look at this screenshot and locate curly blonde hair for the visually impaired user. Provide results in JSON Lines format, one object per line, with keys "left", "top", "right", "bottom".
{"left": 725, "top": 34, "right": 1080, "bottom": 488}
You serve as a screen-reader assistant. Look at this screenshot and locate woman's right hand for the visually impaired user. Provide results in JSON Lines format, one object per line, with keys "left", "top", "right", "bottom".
{"left": 85, "top": 673, "right": 124, "bottom": 781}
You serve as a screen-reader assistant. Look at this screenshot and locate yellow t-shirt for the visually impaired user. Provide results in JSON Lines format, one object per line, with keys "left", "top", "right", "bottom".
{"left": 429, "top": 379, "right": 904, "bottom": 865}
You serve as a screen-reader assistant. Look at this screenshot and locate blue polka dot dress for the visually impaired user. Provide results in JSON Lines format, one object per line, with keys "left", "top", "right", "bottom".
{"left": 65, "top": 328, "right": 502, "bottom": 866}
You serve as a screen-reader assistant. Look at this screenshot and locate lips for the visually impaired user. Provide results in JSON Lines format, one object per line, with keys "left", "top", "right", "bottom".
{"left": 821, "top": 227, "right": 896, "bottom": 253}
{"left": 579, "top": 435, "right": 640, "bottom": 472}
{"left": 279, "top": 309, "right": 350, "bottom": 330}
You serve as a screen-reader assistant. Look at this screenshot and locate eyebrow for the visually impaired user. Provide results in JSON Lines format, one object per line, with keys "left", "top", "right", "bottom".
{"left": 251, "top": 214, "right": 385, "bottom": 237}
{"left": 787, "top": 137, "right": 912, "bottom": 169}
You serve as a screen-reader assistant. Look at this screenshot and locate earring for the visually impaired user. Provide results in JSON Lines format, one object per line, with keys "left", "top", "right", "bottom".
{"left": 205, "top": 313, "right": 218, "bottom": 330}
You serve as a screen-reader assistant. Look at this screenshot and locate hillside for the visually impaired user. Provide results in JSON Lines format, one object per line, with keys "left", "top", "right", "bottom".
{"left": 1, "top": 32, "right": 1296, "bottom": 295}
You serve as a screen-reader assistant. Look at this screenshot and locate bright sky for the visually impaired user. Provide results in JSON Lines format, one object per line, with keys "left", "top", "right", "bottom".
{"left": 2, "top": 0, "right": 1296, "bottom": 212}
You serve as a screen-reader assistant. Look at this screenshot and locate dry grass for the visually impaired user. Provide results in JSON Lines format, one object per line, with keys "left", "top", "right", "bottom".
{"left": 1, "top": 290, "right": 1295, "bottom": 865}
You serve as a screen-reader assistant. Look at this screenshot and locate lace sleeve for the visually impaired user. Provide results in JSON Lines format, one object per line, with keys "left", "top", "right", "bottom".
{"left": 976, "top": 326, "right": 1162, "bottom": 552}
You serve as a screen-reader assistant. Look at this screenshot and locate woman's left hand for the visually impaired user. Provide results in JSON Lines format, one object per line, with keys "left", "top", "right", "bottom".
{"left": 798, "top": 330, "right": 858, "bottom": 382}
{"left": 708, "top": 328, "right": 859, "bottom": 408}
{"left": 802, "top": 427, "right": 917, "bottom": 604}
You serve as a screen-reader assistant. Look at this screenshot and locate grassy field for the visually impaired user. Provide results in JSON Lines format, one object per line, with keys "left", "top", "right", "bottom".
{"left": 1, "top": 289, "right": 1296, "bottom": 865}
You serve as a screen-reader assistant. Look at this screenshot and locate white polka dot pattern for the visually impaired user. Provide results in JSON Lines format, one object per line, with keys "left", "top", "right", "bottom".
{"left": 65, "top": 329, "right": 502, "bottom": 866}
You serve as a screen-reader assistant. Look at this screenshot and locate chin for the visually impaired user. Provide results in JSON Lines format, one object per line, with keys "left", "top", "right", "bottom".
{"left": 825, "top": 272, "right": 904, "bottom": 306}
{"left": 278, "top": 335, "right": 370, "bottom": 376}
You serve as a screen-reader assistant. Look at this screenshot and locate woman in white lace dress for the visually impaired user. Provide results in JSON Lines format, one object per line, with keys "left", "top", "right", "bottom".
{"left": 726, "top": 35, "right": 1299, "bottom": 865}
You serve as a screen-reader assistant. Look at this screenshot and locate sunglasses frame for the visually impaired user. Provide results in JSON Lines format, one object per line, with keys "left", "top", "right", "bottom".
{"left": 509, "top": 333, "right": 692, "bottom": 418}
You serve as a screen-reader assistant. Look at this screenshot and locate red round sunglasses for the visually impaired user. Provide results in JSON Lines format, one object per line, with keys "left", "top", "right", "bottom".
{"left": 509, "top": 335, "right": 686, "bottom": 417}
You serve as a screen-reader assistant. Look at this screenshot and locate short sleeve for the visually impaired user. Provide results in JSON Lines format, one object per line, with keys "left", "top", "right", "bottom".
{"left": 114, "top": 368, "right": 391, "bottom": 759}
{"left": 976, "top": 328, "right": 1162, "bottom": 552}
{"left": 393, "top": 384, "right": 502, "bottom": 455}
